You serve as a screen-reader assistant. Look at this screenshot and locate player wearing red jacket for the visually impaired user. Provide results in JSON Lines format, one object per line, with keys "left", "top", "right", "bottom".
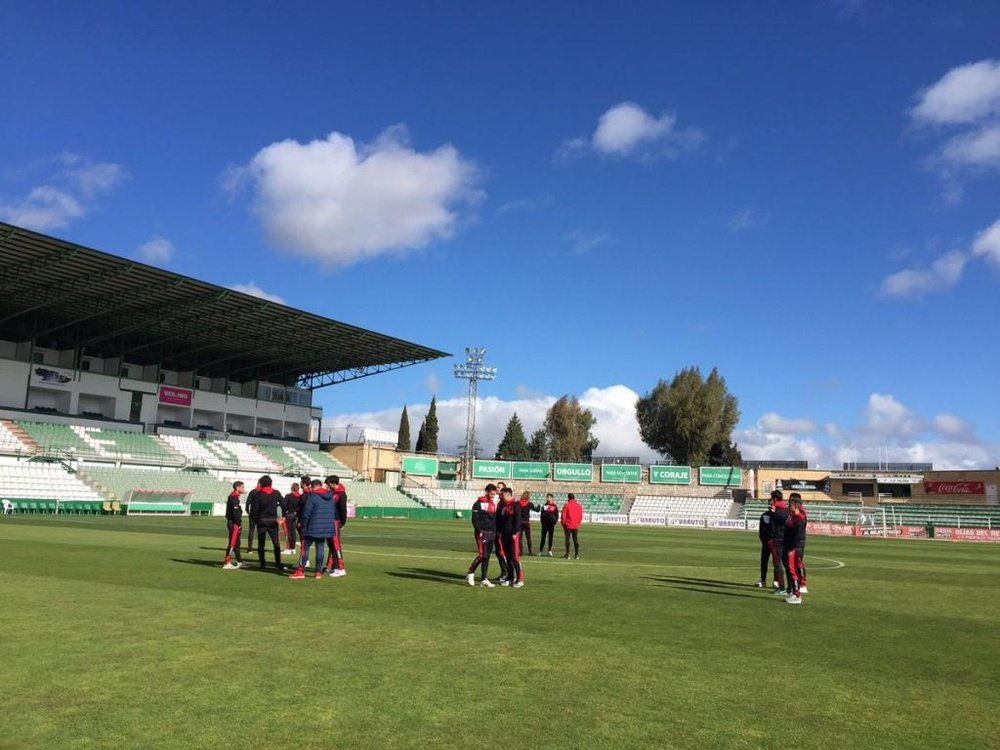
{"left": 560, "top": 493, "right": 583, "bottom": 559}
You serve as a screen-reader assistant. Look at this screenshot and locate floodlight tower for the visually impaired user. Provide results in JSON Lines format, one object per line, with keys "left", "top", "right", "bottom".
{"left": 453, "top": 347, "right": 497, "bottom": 481}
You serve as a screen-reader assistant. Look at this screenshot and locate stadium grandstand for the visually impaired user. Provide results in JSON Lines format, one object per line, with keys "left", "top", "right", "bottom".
{"left": 0, "top": 221, "right": 447, "bottom": 512}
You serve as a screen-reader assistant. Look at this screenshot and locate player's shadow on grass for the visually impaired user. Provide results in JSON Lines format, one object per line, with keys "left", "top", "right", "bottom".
{"left": 387, "top": 567, "right": 467, "bottom": 585}
{"left": 643, "top": 575, "right": 761, "bottom": 599}
{"left": 171, "top": 558, "right": 289, "bottom": 574}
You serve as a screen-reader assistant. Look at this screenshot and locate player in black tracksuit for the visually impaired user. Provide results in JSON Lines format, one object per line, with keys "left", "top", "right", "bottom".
{"left": 245, "top": 482, "right": 259, "bottom": 553}
{"left": 250, "top": 475, "right": 284, "bottom": 571}
{"left": 465, "top": 491, "right": 498, "bottom": 586}
{"left": 223, "top": 481, "right": 245, "bottom": 568}
{"left": 282, "top": 483, "right": 302, "bottom": 554}
{"left": 768, "top": 491, "right": 789, "bottom": 594}
{"left": 517, "top": 491, "right": 541, "bottom": 556}
{"left": 756, "top": 505, "right": 773, "bottom": 587}
{"left": 496, "top": 488, "right": 523, "bottom": 587}
{"left": 538, "top": 494, "right": 559, "bottom": 556}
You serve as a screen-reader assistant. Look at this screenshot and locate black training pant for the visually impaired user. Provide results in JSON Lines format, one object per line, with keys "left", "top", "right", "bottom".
{"left": 564, "top": 528, "right": 579, "bottom": 556}
{"left": 539, "top": 523, "right": 555, "bottom": 552}
{"left": 759, "top": 540, "right": 770, "bottom": 582}
{"left": 257, "top": 523, "right": 282, "bottom": 568}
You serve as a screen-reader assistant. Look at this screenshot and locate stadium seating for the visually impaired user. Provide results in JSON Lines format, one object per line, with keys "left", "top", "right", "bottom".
{"left": 250, "top": 445, "right": 353, "bottom": 478}
{"left": 877, "top": 503, "right": 1000, "bottom": 529}
{"left": 157, "top": 435, "right": 278, "bottom": 471}
{"left": 0, "top": 421, "right": 31, "bottom": 454}
{"left": 741, "top": 500, "right": 863, "bottom": 524}
{"left": 13, "top": 421, "right": 181, "bottom": 464}
{"left": 79, "top": 466, "right": 231, "bottom": 505}
{"left": 343, "top": 480, "right": 421, "bottom": 508}
{"left": 630, "top": 495, "right": 733, "bottom": 519}
{"left": 0, "top": 462, "right": 105, "bottom": 511}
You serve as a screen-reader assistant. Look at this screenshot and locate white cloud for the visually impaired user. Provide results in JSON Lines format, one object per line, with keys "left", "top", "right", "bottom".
{"left": 0, "top": 154, "right": 127, "bottom": 231}
{"left": 0, "top": 186, "right": 84, "bottom": 230}
{"left": 729, "top": 207, "right": 770, "bottom": 231}
{"left": 323, "top": 388, "right": 996, "bottom": 471}
{"left": 425, "top": 373, "right": 440, "bottom": 394}
{"left": 911, "top": 59, "right": 1000, "bottom": 126}
{"left": 135, "top": 236, "right": 174, "bottom": 266}
{"left": 759, "top": 412, "right": 818, "bottom": 434}
{"left": 558, "top": 102, "right": 704, "bottom": 161}
{"left": 910, "top": 59, "right": 1000, "bottom": 198}
{"left": 563, "top": 229, "right": 614, "bottom": 255}
{"left": 862, "top": 393, "right": 923, "bottom": 437}
{"left": 972, "top": 217, "right": 1000, "bottom": 268}
{"left": 227, "top": 281, "right": 286, "bottom": 305}
{"left": 879, "top": 249, "right": 967, "bottom": 297}
{"left": 227, "top": 126, "right": 481, "bottom": 268}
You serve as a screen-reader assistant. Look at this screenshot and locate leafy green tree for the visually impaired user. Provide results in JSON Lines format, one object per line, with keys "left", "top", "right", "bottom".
{"left": 527, "top": 428, "right": 549, "bottom": 461}
{"left": 396, "top": 406, "right": 411, "bottom": 452}
{"left": 423, "top": 395, "right": 439, "bottom": 453}
{"left": 495, "top": 413, "right": 531, "bottom": 460}
{"left": 635, "top": 366, "right": 740, "bottom": 467}
{"left": 544, "top": 395, "right": 599, "bottom": 462}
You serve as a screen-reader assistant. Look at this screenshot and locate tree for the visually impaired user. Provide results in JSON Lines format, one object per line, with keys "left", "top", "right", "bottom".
{"left": 527, "top": 428, "right": 549, "bottom": 461}
{"left": 544, "top": 395, "right": 599, "bottom": 462}
{"left": 414, "top": 420, "right": 427, "bottom": 453}
{"left": 635, "top": 366, "right": 740, "bottom": 467}
{"left": 396, "top": 406, "right": 411, "bottom": 452}
{"left": 423, "top": 395, "right": 439, "bottom": 453}
{"left": 495, "top": 413, "right": 531, "bottom": 460}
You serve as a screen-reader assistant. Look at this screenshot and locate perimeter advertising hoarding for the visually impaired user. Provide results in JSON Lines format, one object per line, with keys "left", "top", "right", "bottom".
{"left": 699, "top": 466, "right": 741, "bottom": 486}
{"left": 401, "top": 456, "right": 439, "bottom": 477}
{"left": 472, "top": 460, "right": 511, "bottom": 479}
{"left": 649, "top": 465, "right": 691, "bottom": 485}
{"left": 600, "top": 464, "right": 641, "bottom": 483}
{"left": 924, "top": 481, "right": 985, "bottom": 495}
{"left": 512, "top": 462, "right": 550, "bottom": 480}
{"left": 553, "top": 463, "right": 593, "bottom": 482}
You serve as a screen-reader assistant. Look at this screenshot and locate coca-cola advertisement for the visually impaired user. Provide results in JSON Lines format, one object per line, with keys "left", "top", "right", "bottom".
{"left": 924, "top": 481, "right": 985, "bottom": 495}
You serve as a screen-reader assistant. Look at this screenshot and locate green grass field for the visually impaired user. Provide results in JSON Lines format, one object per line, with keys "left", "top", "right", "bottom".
{"left": 1, "top": 516, "right": 997, "bottom": 750}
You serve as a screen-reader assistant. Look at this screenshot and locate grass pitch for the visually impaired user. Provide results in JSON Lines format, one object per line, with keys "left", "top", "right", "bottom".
{"left": 1, "top": 516, "right": 997, "bottom": 750}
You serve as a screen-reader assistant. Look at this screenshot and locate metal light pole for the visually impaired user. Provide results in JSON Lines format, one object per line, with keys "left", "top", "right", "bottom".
{"left": 453, "top": 347, "right": 497, "bottom": 481}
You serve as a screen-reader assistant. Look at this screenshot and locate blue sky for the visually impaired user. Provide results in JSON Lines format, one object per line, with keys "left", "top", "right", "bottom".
{"left": 2, "top": 1, "right": 999, "bottom": 468}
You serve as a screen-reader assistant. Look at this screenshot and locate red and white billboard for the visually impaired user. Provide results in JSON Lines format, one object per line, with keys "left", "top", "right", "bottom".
{"left": 158, "top": 385, "right": 193, "bottom": 407}
{"left": 924, "top": 481, "right": 984, "bottom": 495}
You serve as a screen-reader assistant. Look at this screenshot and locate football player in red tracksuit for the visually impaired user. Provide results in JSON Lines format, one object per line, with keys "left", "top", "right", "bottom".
{"left": 222, "top": 481, "right": 245, "bottom": 569}
{"left": 324, "top": 475, "right": 347, "bottom": 577}
{"left": 496, "top": 488, "right": 524, "bottom": 587}
{"left": 560, "top": 493, "right": 583, "bottom": 559}
{"left": 465, "top": 488, "right": 498, "bottom": 587}
{"left": 467, "top": 484, "right": 499, "bottom": 580}
{"left": 517, "top": 490, "right": 541, "bottom": 556}
{"left": 251, "top": 475, "right": 285, "bottom": 571}
{"left": 784, "top": 496, "right": 807, "bottom": 604}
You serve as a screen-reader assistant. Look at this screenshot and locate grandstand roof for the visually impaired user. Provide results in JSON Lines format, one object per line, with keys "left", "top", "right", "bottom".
{"left": 0, "top": 222, "right": 448, "bottom": 389}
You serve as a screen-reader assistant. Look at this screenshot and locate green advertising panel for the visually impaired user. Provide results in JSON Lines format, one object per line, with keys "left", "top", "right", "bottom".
{"left": 512, "top": 461, "right": 550, "bottom": 480}
{"left": 649, "top": 465, "right": 692, "bottom": 485}
{"left": 699, "top": 466, "right": 741, "bottom": 486}
{"left": 600, "top": 464, "right": 641, "bottom": 483}
{"left": 553, "top": 463, "right": 594, "bottom": 482}
{"left": 472, "top": 460, "right": 512, "bottom": 480}
{"left": 401, "top": 456, "right": 439, "bottom": 477}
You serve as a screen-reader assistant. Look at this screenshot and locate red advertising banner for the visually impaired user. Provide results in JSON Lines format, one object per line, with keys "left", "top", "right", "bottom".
{"left": 923, "top": 481, "right": 985, "bottom": 495}
{"left": 933, "top": 527, "right": 1000, "bottom": 543}
{"left": 806, "top": 522, "right": 857, "bottom": 537}
{"left": 158, "top": 385, "right": 193, "bottom": 407}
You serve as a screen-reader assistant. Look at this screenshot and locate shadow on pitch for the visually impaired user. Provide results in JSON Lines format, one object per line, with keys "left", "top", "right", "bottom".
{"left": 171, "top": 558, "right": 290, "bottom": 575}
{"left": 386, "top": 567, "right": 467, "bottom": 585}
{"left": 644, "top": 575, "right": 762, "bottom": 599}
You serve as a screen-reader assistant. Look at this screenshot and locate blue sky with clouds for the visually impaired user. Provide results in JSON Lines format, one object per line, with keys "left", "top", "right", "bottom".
{"left": 2, "top": 1, "right": 998, "bottom": 468}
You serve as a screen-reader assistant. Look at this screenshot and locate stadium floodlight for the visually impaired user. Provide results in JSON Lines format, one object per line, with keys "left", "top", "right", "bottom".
{"left": 453, "top": 347, "right": 497, "bottom": 481}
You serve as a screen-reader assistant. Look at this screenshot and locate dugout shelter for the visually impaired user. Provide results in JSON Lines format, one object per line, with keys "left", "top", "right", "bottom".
{"left": 0, "top": 222, "right": 448, "bottom": 440}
